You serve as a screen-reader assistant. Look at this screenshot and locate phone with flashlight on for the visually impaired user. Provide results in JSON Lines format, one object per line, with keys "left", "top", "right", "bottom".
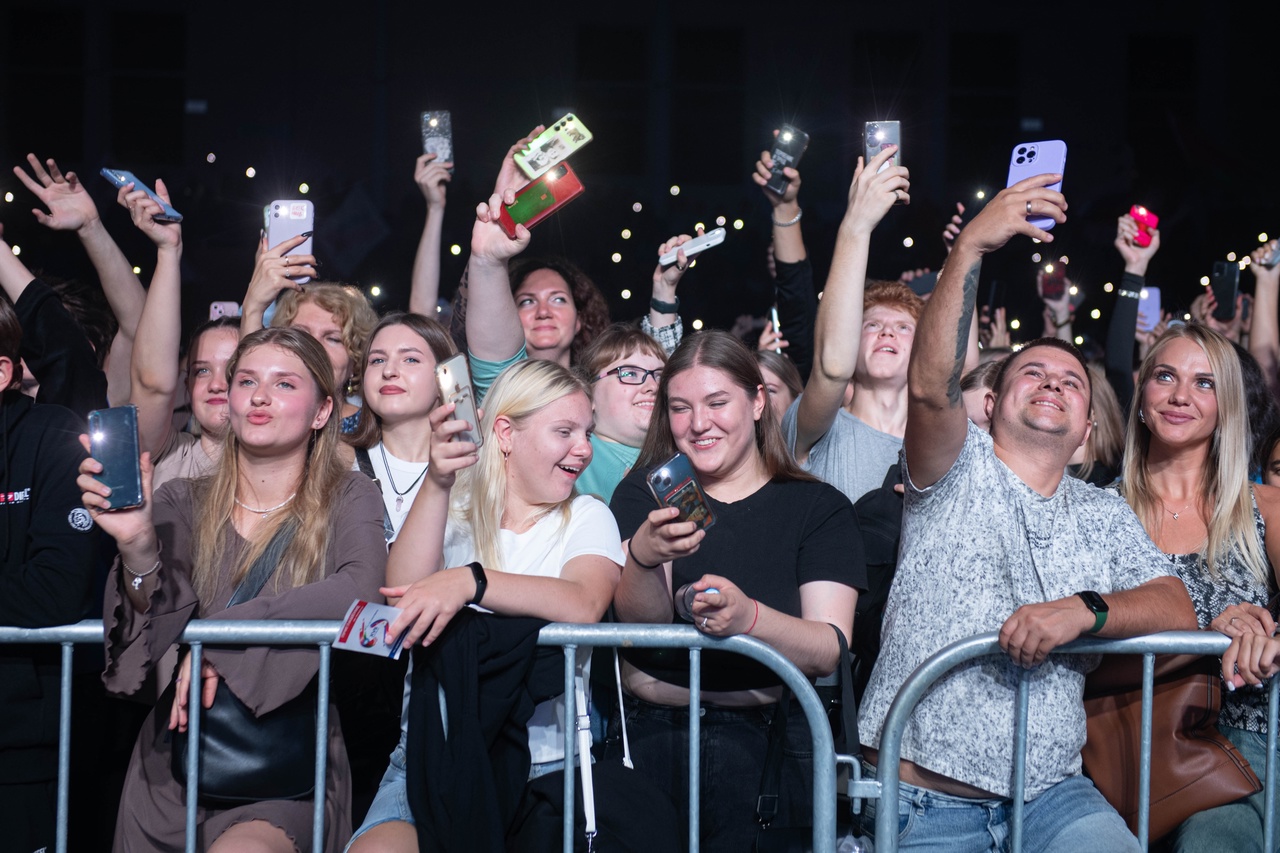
{"left": 498, "top": 162, "right": 584, "bottom": 238}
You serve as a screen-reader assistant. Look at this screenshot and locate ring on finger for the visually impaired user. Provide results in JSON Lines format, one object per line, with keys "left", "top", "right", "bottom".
{"left": 894, "top": 189, "right": 901, "bottom": 202}
{"left": 701, "top": 616, "right": 709, "bottom": 630}
{"left": 1026, "top": 200, "right": 1033, "bottom": 215}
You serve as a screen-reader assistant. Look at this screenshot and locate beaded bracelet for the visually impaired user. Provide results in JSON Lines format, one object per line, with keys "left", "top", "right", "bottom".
{"left": 772, "top": 208, "right": 803, "bottom": 228}
{"left": 123, "top": 557, "right": 161, "bottom": 591}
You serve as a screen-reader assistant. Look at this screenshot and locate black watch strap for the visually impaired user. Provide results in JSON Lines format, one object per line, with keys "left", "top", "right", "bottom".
{"left": 650, "top": 296, "right": 680, "bottom": 314}
{"left": 468, "top": 561, "right": 488, "bottom": 606}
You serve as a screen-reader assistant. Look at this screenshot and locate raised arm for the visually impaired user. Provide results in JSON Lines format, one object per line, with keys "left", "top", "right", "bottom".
{"left": 1104, "top": 212, "right": 1161, "bottom": 413}
{"left": 645, "top": 232, "right": 696, "bottom": 352}
{"left": 905, "top": 174, "right": 1067, "bottom": 488}
{"left": 407, "top": 153, "right": 452, "bottom": 315}
{"left": 238, "top": 233, "right": 313, "bottom": 336}
{"left": 123, "top": 179, "right": 185, "bottom": 456}
{"left": 464, "top": 190, "right": 529, "bottom": 361}
{"left": 1249, "top": 240, "right": 1280, "bottom": 399}
{"left": 793, "top": 147, "right": 907, "bottom": 461}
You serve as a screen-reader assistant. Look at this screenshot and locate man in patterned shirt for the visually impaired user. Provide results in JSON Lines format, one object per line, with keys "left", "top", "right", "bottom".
{"left": 856, "top": 173, "right": 1197, "bottom": 852}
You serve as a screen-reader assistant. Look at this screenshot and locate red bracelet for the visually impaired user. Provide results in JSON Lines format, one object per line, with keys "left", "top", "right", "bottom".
{"left": 746, "top": 599, "right": 760, "bottom": 635}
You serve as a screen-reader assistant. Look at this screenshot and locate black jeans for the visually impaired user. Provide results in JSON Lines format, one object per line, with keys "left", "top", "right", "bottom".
{"left": 605, "top": 693, "right": 814, "bottom": 853}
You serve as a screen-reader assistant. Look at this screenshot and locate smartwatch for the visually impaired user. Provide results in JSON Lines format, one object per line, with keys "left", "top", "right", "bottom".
{"left": 1077, "top": 590, "right": 1108, "bottom": 634}
{"left": 468, "top": 561, "right": 488, "bottom": 606}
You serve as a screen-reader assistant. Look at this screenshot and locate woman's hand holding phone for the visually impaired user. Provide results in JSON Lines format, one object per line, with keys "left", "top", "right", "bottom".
{"left": 1114, "top": 212, "right": 1160, "bottom": 276}
{"left": 840, "top": 146, "right": 909, "bottom": 238}
{"left": 76, "top": 439, "right": 158, "bottom": 560}
{"left": 628, "top": 506, "right": 705, "bottom": 569}
{"left": 415, "top": 153, "right": 452, "bottom": 210}
{"left": 243, "top": 233, "right": 315, "bottom": 318}
{"left": 121, "top": 178, "right": 182, "bottom": 250}
{"left": 492, "top": 125, "right": 545, "bottom": 197}
{"left": 471, "top": 191, "right": 530, "bottom": 263}
{"left": 425, "top": 401, "right": 480, "bottom": 490}
{"left": 752, "top": 132, "right": 802, "bottom": 208}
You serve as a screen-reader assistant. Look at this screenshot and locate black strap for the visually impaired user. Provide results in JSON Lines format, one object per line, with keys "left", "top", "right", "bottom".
{"left": 226, "top": 520, "right": 299, "bottom": 608}
{"left": 756, "top": 624, "right": 859, "bottom": 827}
{"left": 354, "top": 446, "right": 395, "bottom": 542}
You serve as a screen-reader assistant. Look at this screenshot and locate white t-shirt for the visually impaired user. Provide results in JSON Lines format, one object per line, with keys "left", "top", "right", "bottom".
{"left": 368, "top": 442, "right": 429, "bottom": 541}
{"left": 400, "top": 494, "right": 624, "bottom": 765}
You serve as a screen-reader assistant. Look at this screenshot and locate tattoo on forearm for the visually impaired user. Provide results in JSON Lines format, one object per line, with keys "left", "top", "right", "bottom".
{"left": 945, "top": 262, "right": 982, "bottom": 405}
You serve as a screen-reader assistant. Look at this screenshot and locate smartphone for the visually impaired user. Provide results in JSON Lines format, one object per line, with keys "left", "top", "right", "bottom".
{"left": 264, "top": 200, "right": 315, "bottom": 284}
{"left": 646, "top": 453, "right": 715, "bottom": 531}
{"left": 658, "top": 228, "right": 726, "bottom": 267}
{"left": 908, "top": 271, "right": 938, "bottom": 297}
{"left": 100, "top": 169, "right": 182, "bottom": 222}
{"left": 514, "top": 114, "right": 593, "bottom": 180}
{"left": 1260, "top": 241, "right": 1280, "bottom": 269}
{"left": 1006, "top": 140, "right": 1067, "bottom": 230}
{"left": 434, "top": 353, "right": 482, "bottom": 447}
{"left": 209, "top": 301, "right": 241, "bottom": 320}
{"left": 1210, "top": 261, "right": 1240, "bottom": 321}
{"left": 88, "top": 405, "right": 144, "bottom": 510}
{"left": 498, "top": 162, "right": 585, "bottom": 238}
{"left": 1129, "top": 204, "right": 1159, "bottom": 248}
{"left": 864, "top": 120, "right": 901, "bottom": 176}
{"left": 1040, "top": 265, "right": 1067, "bottom": 301}
{"left": 765, "top": 125, "right": 810, "bottom": 195}
{"left": 1136, "top": 286, "right": 1161, "bottom": 334}
{"left": 421, "top": 110, "right": 454, "bottom": 173}
{"left": 769, "top": 306, "right": 783, "bottom": 354}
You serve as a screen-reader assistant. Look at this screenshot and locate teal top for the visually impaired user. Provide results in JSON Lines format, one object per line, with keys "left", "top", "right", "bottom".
{"left": 469, "top": 345, "right": 528, "bottom": 404}
{"left": 577, "top": 435, "right": 641, "bottom": 504}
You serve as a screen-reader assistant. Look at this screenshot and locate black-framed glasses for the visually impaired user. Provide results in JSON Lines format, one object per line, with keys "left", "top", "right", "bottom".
{"left": 594, "top": 365, "right": 663, "bottom": 385}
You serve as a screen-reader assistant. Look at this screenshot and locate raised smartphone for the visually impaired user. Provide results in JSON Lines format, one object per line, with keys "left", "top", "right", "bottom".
{"left": 434, "top": 353, "right": 482, "bottom": 447}
{"left": 864, "top": 120, "right": 901, "bottom": 176}
{"left": 1210, "top": 261, "right": 1240, "bottom": 321}
{"left": 100, "top": 169, "right": 182, "bottom": 222}
{"left": 1136, "top": 286, "right": 1161, "bottom": 334}
{"left": 88, "top": 405, "right": 144, "bottom": 510}
{"left": 209, "top": 301, "right": 241, "bottom": 320}
{"left": 646, "top": 452, "right": 715, "bottom": 531}
{"left": 658, "top": 228, "right": 726, "bottom": 267}
{"left": 1006, "top": 140, "right": 1067, "bottom": 231}
{"left": 766, "top": 125, "right": 809, "bottom": 195}
{"left": 769, "top": 306, "right": 783, "bottom": 353}
{"left": 498, "top": 162, "right": 584, "bottom": 238}
{"left": 1040, "top": 265, "right": 1067, "bottom": 301}
{"left": 421, "top": 110, "right": 454, "bottom": 173}
{"left": 514, "top": 114, "right": 593, "bottom": 180}
{"left": 1129, "top": 204, "right": 1159, "bottom": 248}
{"left": 264, "top": 200, "right": 315, "bottom": 284}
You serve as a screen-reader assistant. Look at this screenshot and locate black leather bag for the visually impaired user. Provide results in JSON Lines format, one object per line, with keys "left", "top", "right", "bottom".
{"left": 170, "top": 521, "right": 318, "bottom": 805}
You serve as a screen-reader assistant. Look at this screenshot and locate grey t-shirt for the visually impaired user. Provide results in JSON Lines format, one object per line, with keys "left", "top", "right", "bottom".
{"left": 859, "top": 422, "right": 1176, "bottom": 799}
{"left": 781, "top": 395, "right": 902, "bottom": 504}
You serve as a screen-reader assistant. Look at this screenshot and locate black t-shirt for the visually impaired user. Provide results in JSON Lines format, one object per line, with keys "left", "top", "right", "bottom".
{"left": 609, "top": 466, "right": 866, "bottom": 691}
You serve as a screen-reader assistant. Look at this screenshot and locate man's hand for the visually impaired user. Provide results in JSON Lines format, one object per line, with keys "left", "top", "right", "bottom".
{"left": 954, "top": 174, "right": 1067, "bottom": 258}
{"left": 14, "top": 153, "right": 101, "bottom": 233}
{"left": 999, "top": 596, "right": 1095, "bottom": 668}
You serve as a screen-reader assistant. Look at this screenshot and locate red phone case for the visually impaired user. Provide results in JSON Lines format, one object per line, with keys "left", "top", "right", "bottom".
{"left": 498, "top": 163, "right": 585, "bottom": 238}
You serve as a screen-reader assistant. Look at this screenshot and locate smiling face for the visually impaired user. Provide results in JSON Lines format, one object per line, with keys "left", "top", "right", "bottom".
{"left": 855, "top": 304, "right": 916, "bottom": 384}
{"left": 1139, "top": 336, "right": 1219, "bottom": 451}
{"left": 987, "top": 344, "right": 1092, "bottom": 452}
{"left": 289, "top": 301, "right": 351, "bottom": 392}
{"left": 502, "top": 390, "right": 594, "bottom": 507}
{"left": 187, "top": 326, "right": 239, "bottom": 440}
{"left": 362, "top": 323, "right": 440, "bottom": 427}
{"left": 514, "top": 269, "right": 581, "bottom": 363}
{"left": 667, "top": 363, "right": 766, "bottom": 484}
{"left": 590, "top": 350, "right": 664, "bottom": 447}
{"left": 229, "top": 344, "right": 333, "bottom": 455}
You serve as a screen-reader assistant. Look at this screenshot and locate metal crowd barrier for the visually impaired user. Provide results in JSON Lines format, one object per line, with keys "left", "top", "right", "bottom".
{"left": 0, "top": 619, "right": 838, "bottom": 853}
{"left": 871, "top": 630, "right": 1278, "bottom": 853}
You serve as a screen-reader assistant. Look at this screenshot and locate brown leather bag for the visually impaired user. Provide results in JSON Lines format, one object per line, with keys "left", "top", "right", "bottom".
{"left": 1082, "top": 655, "right": 1261, "bottom": 842}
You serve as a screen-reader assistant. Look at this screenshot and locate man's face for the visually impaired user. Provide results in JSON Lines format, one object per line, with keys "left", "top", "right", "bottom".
{"left": 855, "top": 304, "right": 916, "bottom": 383}
{"left": 986, "top": 345, "right": 1092, "bottom": 452}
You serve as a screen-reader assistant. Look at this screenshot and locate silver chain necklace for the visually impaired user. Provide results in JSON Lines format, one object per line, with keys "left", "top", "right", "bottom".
{"left": 234, "top": 492, "right": 297, "bottom": 518}
{"left": 379, "top": 443, "right": 429, "bottom": 512}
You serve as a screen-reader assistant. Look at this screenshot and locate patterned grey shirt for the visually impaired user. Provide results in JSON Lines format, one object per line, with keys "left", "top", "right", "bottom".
{"left": 859, "top": 422, "right": 1177, "bottom": 799}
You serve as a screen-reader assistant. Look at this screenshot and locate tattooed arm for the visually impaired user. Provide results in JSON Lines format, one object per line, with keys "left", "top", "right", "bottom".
{"left": 904, "top": 174, "right": 1068, "bottom": 488}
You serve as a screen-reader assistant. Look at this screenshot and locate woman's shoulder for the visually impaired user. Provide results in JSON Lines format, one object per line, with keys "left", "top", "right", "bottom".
{"left": 335, "top": 469, "right": 384, "bottom": 510}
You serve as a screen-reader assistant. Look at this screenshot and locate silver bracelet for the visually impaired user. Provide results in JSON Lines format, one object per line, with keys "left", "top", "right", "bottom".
{"left": 1118, "top": 289, "right": 1141, "bottom": 299}
{"left": 123, "top": 557, "right": 161, "bottom": 591}
{"left": 772, "top": 208, "right": 803, "bottom": 227}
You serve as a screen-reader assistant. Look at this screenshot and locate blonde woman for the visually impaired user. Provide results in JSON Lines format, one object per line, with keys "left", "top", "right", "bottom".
{"left": 80, "top": 327, "right": 387, "bottom": 852}
{"left": 1117, "top": 323, "right": 1280, "bottom": 850}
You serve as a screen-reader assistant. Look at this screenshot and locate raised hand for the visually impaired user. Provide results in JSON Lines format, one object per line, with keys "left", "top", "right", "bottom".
{"left": 1114, "top": 212, "right": 1161, "bottom": 276}
{"left": 942, "top": 202, "right": 965, "bottom": 254}
{"left": 757, "top": 320, "right": 788, "bottom": 352}
{"left": 415, "top": 153, "right": 452, "bottom": 209}
{"left": 840, "top": 146, "right": 910, "bottom": 238}
{"left": 243, "top": 232, "right": 315, "bottom": 317}
{"left": 120, "top": 178, "right": 181, "bottom": 249}
{"left": 13, "top": 153, "right": 101, "bottom": 232}
{"left": 470, "top": 191, "right": 530, "bottom": 265}
{"left": 493, "top": 125, "right": 544, "bottom": 196}
{"left": 752, "top": 131, "right": 802, "bottom": 207}
{"left": 426, "top": 401, "right": 480, "bottom": 490}
{"left": 955, "top": 174, "right": 1067, "bottom": 257}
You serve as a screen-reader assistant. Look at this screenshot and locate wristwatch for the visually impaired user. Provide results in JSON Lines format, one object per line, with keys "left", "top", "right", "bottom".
{"left": 1077, "top": 590, "right": 1109, "bottom": 634}
{"left": 468, "top": 561, "right": 488, "bottom": 606}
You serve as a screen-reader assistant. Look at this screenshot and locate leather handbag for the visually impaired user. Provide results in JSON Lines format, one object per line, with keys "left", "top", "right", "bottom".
{"left": 170, "top": 521, "right": 319, "bottom": 805}
{"left": 1082, "top": 654, "right": 1261, "bottom": 841}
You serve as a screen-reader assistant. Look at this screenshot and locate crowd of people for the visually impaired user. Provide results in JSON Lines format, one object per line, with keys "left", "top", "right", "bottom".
{"left": 4, "top": 118, "right": 1280, "bottom": 853}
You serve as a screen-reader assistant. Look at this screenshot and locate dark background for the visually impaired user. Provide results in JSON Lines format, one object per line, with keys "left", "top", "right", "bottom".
{"left": 2, "top": 1, "right": 1276, "bottom": 350}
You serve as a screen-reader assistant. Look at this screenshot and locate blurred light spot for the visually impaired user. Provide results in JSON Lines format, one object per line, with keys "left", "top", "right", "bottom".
{"left": 245, "top": 167, "right": 256, "bottom": 178}
{"left": 689, "top": 259, "right": 697, "bottom": 268}
{"left": 1200, "top": 276, "right": 1210, "bottom": 286}
{"left": 1010, "top": 318, "right": 1021, "bottom": 330}
{"left": 11, "top": 245, "right": 19, "bottom": 256}
{"left": 691, "top": 319, "right": 703, "bottom": 330}
{"left": 1227, "top": 252, "right": 1237, "bottom": 262}
{"left": 976, "top": 190, "right": 986, "bottom": 200}
{"left": 669, "top": 185, "right": 680, "bottom": 196}
{"left": 206, "top": 153, "right": 216, "bottom": 163}
{"left": 621, "top": 229, "right": 631, "bottom": 240}
{"left": 131, "top": 266, "right": 141, "bottom": 275}
{"left": 1059, "top": 256, "right": 1069, "bottom": 264}
{"left": 299, "top": 183, "right": 310, "bottom": 194}
{"left": 621, "top": 289, "right": 632, "bottom": 300}
{"left": 903, "top": 237, "right": 914, "bottom": 248}
{"left": 1184, "top": 313, "right": 1192, "bottom": 320}
{"left": 1032, "top": 238, "right": 1042, "bottom": 244}
{"left": 1140, "top": 289, "right": 1149, "bottom": 299}
{"left": 1260, "top": 233, "right": 1269, "bottom": 243}
{"left": 632, "top": 202, "right": 643, "bottom": 213}
{"left": 611, "top": 253, "right": 622, "bottom": 263}
{"left": 1074, "top": 335, "right": 1084, "bottom": 345}
{"left": 1032, "top": 253, "right": 1042, "bottom": 263}
{"left": 1068, "top": 285, "right": 1078, "bottom": 296}
{"left": 370, "top": 286, "right": 382, "bottom": 297}
{"left": 1103, "top": 282, "right": 1114, "bottom": 293}
{"left": 715, "top": 216, "right": 726, "bottom": 227}
{"left": 732, "top": 219, "right": 744, "bottom": 230}
{"left": 1045, "top": 263, "right": 1055, "bottom": 273}
{"left": 1090, "top": 309, "right": 1101, "bottom": 319}
{"left": 3, "top": 192, "right": 12, "bottom": 203}
{"left": 1240, "top": 260, "right": 1249, "bottom": 270}
{"left": 449, "top": 244, "right": 462, "bottom": 256}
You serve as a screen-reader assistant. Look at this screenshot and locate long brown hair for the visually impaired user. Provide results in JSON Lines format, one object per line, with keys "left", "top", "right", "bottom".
{"left": 348, "top": 312, "right": 457, "bottom": 449}
{"left": 188, "top": 327, "right": 350, "bottom": 605}
{"left": 635, "top": 330, "right": 817, "bottom": 484}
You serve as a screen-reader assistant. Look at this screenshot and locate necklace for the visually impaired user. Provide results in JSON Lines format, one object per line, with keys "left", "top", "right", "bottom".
{"left": 379, "top": 443, "right": 429, "bottom": 512}
{"left": 1161, "top": 500, "right": 1194, "bottom": 521}
{"left": 234, "top": 492, "right": 297, "bottom": 518}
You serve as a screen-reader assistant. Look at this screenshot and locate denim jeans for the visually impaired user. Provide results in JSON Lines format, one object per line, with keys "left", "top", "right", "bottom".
{"left": 1169, "top": 724, "right": 1278, "bottom": 853}
{"left": 857, "top": 762, "right": 1139, "bottom": 853}
{"left": 605, "top": 693, "right": 813, "bottom": 853}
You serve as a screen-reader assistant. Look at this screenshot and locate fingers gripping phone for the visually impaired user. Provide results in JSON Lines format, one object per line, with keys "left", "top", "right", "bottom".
{"left": 421, "top": 110, "right": 454, "bottom": 173}
{"left": 766, "top": 125, "right": 810, "bottom": 195}
{"left": 1130, "top": 205, "right": 1159, "bottom": 248}
{"left": 646, "top": 453, "right": 715, "bottom": 531}
{"left": 100, "top": 169, "right": 183, "bottom": 222}
{"left": 864, "top": 121, "right": 901, "bottom": 176}
{"left": 1006, "top": 141, "right": 1067, "bottom": 230}
{"left": 1211, "top": 261, "right": 1240, "bottom": 322}
{"left": 658, "top": 228, "right": 726, "bottom": 267}
{"left": 264, "top": 200, "right": 315, "bottom": 284}
{"left": 88, "top": 405, "right": 145, "bottom": 510}
{"left": 434, "top": 354, "right": 482, "bottom": 447}
{"left": 498, "top": 163, "right": 585, "bottom": 238}
{"left": 514, "top": 114, "right": 594, "bottom": 180}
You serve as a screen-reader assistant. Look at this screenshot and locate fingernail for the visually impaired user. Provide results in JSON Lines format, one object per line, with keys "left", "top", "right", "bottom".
{"left": 301, "top": 231, "right": 314, "bottom": 238}
{"left": 1226, "top": 681, "right": 1236, "bottom": 692}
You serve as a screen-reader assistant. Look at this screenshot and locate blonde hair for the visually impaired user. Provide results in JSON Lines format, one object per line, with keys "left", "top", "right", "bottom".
{"left": 450, "top": 359, "right": 591, "bottom": 571}
{"left": 1120, "top": 324, "right": 1268, "bottom": 584}
{"left": 271, "top": 282, "right": 378, "bottom": 394}
{"left": 189, "top": 328, "right": 350, "bottom": 605}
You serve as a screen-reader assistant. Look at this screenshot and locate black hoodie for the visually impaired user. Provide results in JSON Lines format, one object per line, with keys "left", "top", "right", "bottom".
{"left": 0, "top": 389, "right": 100, "bottom": 782}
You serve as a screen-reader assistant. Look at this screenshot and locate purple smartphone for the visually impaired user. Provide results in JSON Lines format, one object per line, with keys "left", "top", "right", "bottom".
{"left": 1006, "top": 140, "right": 1067, "bottom": 231}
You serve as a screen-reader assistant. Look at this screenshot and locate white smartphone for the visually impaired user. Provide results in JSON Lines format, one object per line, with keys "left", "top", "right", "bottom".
{"left": 264, "top": 200, "right": 315, "bottom": 284}
{"left": 209, "top": 301, "right": 241, "bottom": 320}
{"left": 864, "top": 120, "right": 901, "bottom": 176}
{"left": 435, "top": 353, "right": 482, "bottom": 447}
{"left": 1006, "top": 140, "right": 1067, "bottom": 231}
{"left": 769, "top": 306, "right": 783, "bottom": 354}
{"left": 1136, "top": 286, "right": 1161, "bottom": 334}
{"left": 658, "top": 228, "right": 726, "bottom": 267}
{"left": 421, "top": 110, "right": 453, "bottom": 173}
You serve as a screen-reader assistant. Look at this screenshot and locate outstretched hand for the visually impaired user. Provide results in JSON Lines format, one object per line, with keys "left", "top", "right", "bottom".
{"left": 13, "top": 153, "right": 101, "bottom": 232}
{"left": 415, "top": 153, "right": 452, "bottom": 209}
{"left": 840, "top": 146, "right": 909, "bottom": 237}
{"left": 471, "top": 191, "right": 530, "bottom": 264}
{"left": 120, "top": 177, "right": 181, "bottom": 249}
{"left": 493, "top": 125, "right": 544, "bottom": 196}
{"left": 955, "top": 174, "right": 1066, "bottom": 257}
{"left": 752, "top": 131, "right": 802, "bottom": 207}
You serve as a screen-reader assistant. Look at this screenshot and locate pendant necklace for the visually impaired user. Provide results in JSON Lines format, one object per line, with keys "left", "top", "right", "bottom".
{"left": 1162, "top": 500, "right": 1193, "bottom": 521}
{"left": 234, "top": 492, "right": 297, "bottom": 519}
{"left": 380, "top": 443, "right": 429, "bottom": 512}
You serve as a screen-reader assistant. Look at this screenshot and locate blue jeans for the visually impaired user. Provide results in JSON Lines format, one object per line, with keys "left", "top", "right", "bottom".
{"left": 1170, "top": 725, "right": 1278, "bottom": 852}
{"left": 857, "top": 763, "right": 1139, "bottom": 853}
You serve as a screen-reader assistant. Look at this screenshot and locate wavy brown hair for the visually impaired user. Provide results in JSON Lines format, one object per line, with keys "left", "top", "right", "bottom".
{"left": 510, "top": 257, "right": 611, "bottom": 363}
{"left": 272, "top": 282, "right": 378, "bottom": 394}
{"left": 188, "top": 327, "right": 350, "bottom": 606}
{"left": 348, "top": 312, "right": 457, "bottom": 449}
